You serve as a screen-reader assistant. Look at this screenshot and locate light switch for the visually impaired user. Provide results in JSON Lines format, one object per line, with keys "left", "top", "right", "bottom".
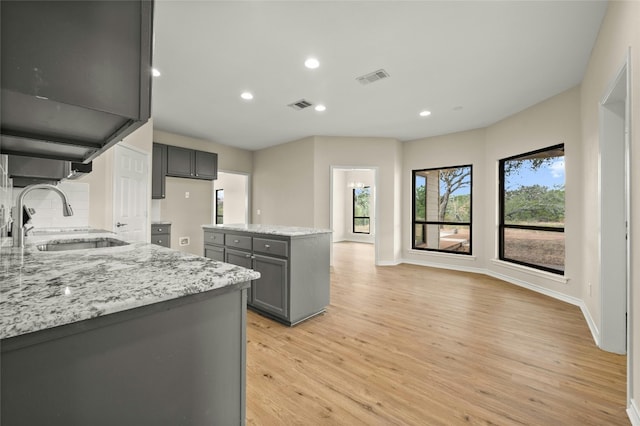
{"left": 257, "top": 209, "right": 261, "bottom": 215}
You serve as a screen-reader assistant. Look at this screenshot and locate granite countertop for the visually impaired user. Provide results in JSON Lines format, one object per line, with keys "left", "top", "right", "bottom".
{"left": 0, "top": 229, "right": 260, "bottom": 340}
{"left": 202, "top": 224, "right": 332, "bottom": 237}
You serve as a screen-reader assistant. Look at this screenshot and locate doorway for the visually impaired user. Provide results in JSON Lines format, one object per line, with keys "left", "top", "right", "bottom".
{"left": 213, "top": 171, "right": 249, "bottom": 225}
{"left": 113, "top": 144, "right": 149, "bottom": 242}
{"left": 330, "top": 167, "right": 378, "bottom": 265}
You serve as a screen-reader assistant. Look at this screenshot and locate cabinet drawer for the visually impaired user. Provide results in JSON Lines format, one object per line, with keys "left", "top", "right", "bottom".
{"left": 253, "top": 238, "right": 288, "bottom": 257}
{"left": 151, "top": 224, "right": 171, "bottom": 235}
{"left": 204, "top": 231, "right": 224, "bottom": 245}
{"left": 225, "top": 234, "right": 252, "bottom": 251}
{"left": 151, "top": 235, "right": 170, "bottom": 248}
{"left": 204, "top": 245, "right": 224, "bottom": 262}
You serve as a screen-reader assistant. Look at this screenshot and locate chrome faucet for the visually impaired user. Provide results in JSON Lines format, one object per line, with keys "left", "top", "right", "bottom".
{"left": 12, "top": 184, "right": 74, "bottom": 247}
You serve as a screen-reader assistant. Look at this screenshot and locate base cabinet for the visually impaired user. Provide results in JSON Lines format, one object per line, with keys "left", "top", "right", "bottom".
{"left": 252, "top": 255, "right": 288, "bottom": 319}
{"left": 150, "top": 223, "right": 171, "bottom": 248}
{"left": 1, "top": 287, "right": 248, "bottom": 426}
{"left": 204, "top": 228, "right": 330, "bottom": 325}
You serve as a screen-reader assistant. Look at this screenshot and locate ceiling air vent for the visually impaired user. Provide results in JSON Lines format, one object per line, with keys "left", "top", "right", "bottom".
{"left": 356, "top": 69, "right": 390, "bottom": 85}
{"left": 287, "top": 99, "right": 313, "bottom": 110}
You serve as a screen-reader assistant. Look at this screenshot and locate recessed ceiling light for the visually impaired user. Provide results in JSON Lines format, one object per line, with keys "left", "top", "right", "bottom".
{"left": 315, "top": 104, "right": 326, "bottom": 112}
{"left": 151, "top": 68, "right": 161, "bottom": 77}
{"left": 305, "top": 58, "right": 320, "bottom": 69}
{"left": 419, "top": 110, "right": 432, "bottom": 117}
{"left": 240, "top": 91, "right": 254, "bottom": 100}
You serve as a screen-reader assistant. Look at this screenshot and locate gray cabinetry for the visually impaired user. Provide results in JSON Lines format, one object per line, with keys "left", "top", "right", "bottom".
{"left": 167, "top": 146, "right": 218, "bottom": 180}
{"left": 151, "top": 143, "right": 167, "bottom": 199}
{"left": 151, "top": 223, "right": 171, "bottom": 248}
{"left": 252, "top": 254, "right": 288, "bottom": 318}
{"left": 203, "top": 227, "right": 330, "bottom": 325}
{"left": 1, "top": 0, "right": 153, "bottom": 163}
{"left": 1, "top": 285, "right": 248, "bottom": 426}
{"left": 205, "top": 245, "right": 225, "bottom": 262}
{"left": 166, "top": 146, "right": 192, "bottom": 178}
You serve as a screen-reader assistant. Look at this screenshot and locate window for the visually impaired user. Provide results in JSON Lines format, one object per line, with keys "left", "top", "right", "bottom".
{"left": 353, "top": 186, "right": 371, "bottom": 234}
{"left": 215, "top": 189, "right": 224, "bottom": 224}
{"left": 499, "top": 144, "right": 565, "bottom": 274}
{"left": 412, "top": 165, "right": 472, "bottom": 254}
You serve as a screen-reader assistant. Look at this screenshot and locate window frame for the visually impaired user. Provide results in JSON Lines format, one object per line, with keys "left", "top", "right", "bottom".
{"left": 215, "top": 189, "right": 224, "bottom": 225}
{"left": 352, "top": 186, "right": 371, "bottom": 234}
{"left": 498, "top": 143, "right": 565, "bottom": 275}
{"left": 411, "top": 164, "right": 473, "bottom": 255}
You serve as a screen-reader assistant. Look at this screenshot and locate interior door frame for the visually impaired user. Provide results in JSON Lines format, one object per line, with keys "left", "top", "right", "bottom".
{"left": 212, "top": 170, "right": 250, "bottom": 225}
{"left": 329, "top": 166, "right": 379, "bottom": 266}
{"left": 112, "top": 143, "right": 150, "bottom": 241}
{"left": 598, "top": 50, "right": 632, "bottom": 404}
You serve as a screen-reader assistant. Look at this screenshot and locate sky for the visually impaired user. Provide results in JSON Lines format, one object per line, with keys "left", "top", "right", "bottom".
{"left": 505, "top": 159, "right": 565, "bottom": 190}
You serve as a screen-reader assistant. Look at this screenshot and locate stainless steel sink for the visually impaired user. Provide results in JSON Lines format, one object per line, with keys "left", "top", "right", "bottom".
{"left": 36, "top": 238, "right": 129, "bottom": 251}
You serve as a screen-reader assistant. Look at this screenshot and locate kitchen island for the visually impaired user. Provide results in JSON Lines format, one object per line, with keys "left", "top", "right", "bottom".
{"left": 0, "top": 229, "right": 260, "bottom": 426}
{"left": 203, "top": 224, "right": 331, "bottom": 326}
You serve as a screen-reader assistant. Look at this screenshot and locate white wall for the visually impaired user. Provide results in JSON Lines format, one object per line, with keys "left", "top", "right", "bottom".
{"left": 403, "top": 128, "right": 487, "bottom": 272}
{"left": 579, "top": 0, "right": 640, "bottom": 418}
{"left": 331, "top": 169, "right": 347, "bottom": 242}
{"left": 12, "top": 182, "right": 90, "bottom": 230}
{"left": 0, "top": 155, "right": 12, "bottom": 236}
{"left": 485, "top": 87, "right": 582, "bottom": 299}
{"left": 214, "top": 172, "right": 248, "bottom": 225}
{"left": 332, "top": 168, "right": 376, "bottom": 243}
{"left": 252, "top": 137, "right": 315, "bottom": 227}
{"left": 79, "top": 119, "right": 153, "bottom": 234}
{"left": 313, "top": 136, "right": 402, "bottom": 264}
{"left": 152, "top": 130, "right": 253, "bottom": 254}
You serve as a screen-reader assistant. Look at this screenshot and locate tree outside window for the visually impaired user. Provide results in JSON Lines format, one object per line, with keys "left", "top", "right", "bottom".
{"left": 353, "top": 187, "right": 371, "bottom": 234}
{"left": 412, "top": 165, "right": 472, "bottom": 254}
{"left": 499, "top": 144, "right": 565, "bottom": 274}
{"left": 215, "top": 189, "right": 224, "bottom": 224}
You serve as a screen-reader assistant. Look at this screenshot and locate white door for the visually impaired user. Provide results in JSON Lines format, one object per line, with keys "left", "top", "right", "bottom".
{"left": 114, "top": 144, "right": 148, "bottom": 242}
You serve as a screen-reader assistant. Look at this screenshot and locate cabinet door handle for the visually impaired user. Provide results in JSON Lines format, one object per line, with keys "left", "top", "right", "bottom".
{"left": 158, "top": 240, "right": 162, "bottom": 243}
{"left": 245, "top": 254, "right": 251, "bottom": 258}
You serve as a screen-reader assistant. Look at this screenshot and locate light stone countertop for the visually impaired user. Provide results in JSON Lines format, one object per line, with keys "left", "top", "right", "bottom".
{"left": 0, "top": 229, "right": 260, "bottom": 340}
{"left": 202, "top": 223, "right": 332, "bottom": 237}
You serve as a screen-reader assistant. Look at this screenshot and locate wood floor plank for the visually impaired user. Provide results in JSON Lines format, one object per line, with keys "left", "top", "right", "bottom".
{"left": 246, "top": 242, "right": 628, "bottom": 425}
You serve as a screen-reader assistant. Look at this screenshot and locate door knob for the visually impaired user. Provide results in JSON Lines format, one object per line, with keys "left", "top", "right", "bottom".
{"left": 116, "top": 222, "right": 128, "bottom": 228}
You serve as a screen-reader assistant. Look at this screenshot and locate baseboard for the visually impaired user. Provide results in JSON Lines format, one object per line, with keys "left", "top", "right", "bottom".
{"left": 578, "top": 301, "right": 601, "bottom": 347}
{"left": 629, "top": 398, "right": 640, "bottom": 426}
{"left": 401, "top": 257, "right": 485, "bottom": 275}
{"left": 393, "top": 257, "right": 601, "bottom": 349}
{"left": 377, "top": 260, "right": 402, "bottom": 266}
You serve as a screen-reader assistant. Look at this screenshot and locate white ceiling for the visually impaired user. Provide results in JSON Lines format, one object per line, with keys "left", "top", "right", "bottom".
{"left": 151, "top": 1, "right": 607, "bottom": 151}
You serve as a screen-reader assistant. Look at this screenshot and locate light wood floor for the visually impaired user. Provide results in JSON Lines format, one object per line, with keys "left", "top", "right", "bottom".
{"left": 246, "top": 242, "right": 627, "bottom": 425}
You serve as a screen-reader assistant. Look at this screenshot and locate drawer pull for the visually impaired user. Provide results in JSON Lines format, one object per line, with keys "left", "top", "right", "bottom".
{"left": 158, "top": 228, "right": 162, "bottom": 232}
{"left": 234, "top": 239, "right": 240, "bottom": 243}
{"left": 245, "top": 254, "right": 251, "bottom": 258}
{"left": 158, "top": 240, "right": 162, "bottom": 243}
{"left": 264, "top": 244, "right": 270, "bottom": 249}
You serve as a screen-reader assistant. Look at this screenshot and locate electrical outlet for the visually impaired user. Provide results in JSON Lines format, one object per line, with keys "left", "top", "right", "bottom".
{"left": 185, "top": 191, "right": 190, "bottom": 199}
{"left": 179, "top": 237, "right": 190, "bottom": 246}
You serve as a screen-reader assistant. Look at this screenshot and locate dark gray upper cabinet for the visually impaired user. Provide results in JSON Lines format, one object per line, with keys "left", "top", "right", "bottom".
{"left": 166, "top": 146, "right": 218, "bottom": 180}
{"left": 195, "top": 151, "right": 218, "bottom": 179}
{"left": 0, "top": 0, "right": 153, "bottom": 163}
{"left": 166, "top": 146, "right": 193, "bottom": 178}
{"left": 152, "top": 143, "right": 167, "bottom": 199}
